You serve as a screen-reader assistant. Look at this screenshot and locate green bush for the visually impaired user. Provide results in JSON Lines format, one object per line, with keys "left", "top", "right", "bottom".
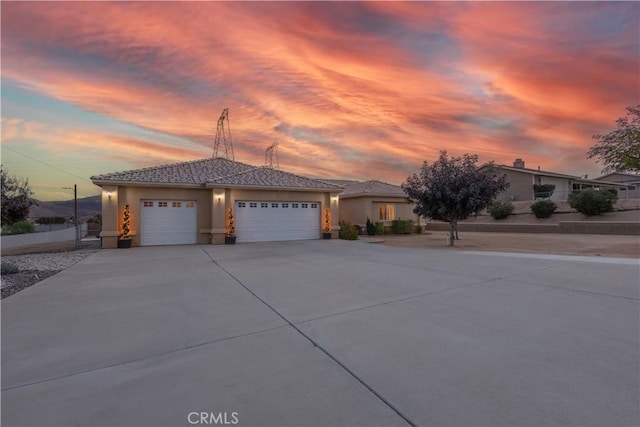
{"left": 365, "top": 217, "right": 376, "bottom": 236}
{"left": 1, "top": 261, "right": 19, "bottom": 275}
{"left": 530, "top": 200, "right": 557, "bottom": 218}
{"left": 416, "top": 224, "right": 423, "bottom": 234}
{"left": 1, "top": 220, "right": 36, "bottom": 235}
{"left": 37, "top": 216, "right": 67, "bottom": 225}
{"left": 487, "top": 201, "right": 514, "bottom": 220}
{"left": 533, "top": 184, "right": 556, "bottom": 198}
{"left": 569, "top": 189, "right": 617, "bottom": 216}
{"left": 338, "top": 222, "right": 359, "bottom": 240}
{"left": 375, "top": 221, "right": 385, "bottom": 235}
{"left": 391, "top": 219, "right": 414, "bottom": 234}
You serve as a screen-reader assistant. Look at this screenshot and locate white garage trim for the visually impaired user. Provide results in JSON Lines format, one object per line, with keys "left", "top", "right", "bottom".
{"left": 140, "top": 200, "right": 197, "bottom": 246}
{"left": 235, "top": 201, "right": 320, "bottom": 243}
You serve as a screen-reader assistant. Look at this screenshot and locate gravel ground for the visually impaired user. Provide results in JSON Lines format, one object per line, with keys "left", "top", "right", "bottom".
{"left": 1, "top": 251, "right": 97, "bottom": 299}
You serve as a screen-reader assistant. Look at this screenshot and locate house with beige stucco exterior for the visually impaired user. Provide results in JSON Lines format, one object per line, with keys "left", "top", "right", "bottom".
{"left": 484, "top": 158, "right": 626, "bottom": 202}
{"left": 325, "top": 179, "right": 417, "bottom": 227}
{"left": 91, "top": 158, "right": 342, "bottom": 248}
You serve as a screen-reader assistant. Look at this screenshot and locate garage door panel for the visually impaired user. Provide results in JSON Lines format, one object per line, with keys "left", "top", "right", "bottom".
{"left": 235, "top": 201, "right": 320, "bottom": 243}
{"left": 141, "top": 200, "right": 197, "bottom": 246}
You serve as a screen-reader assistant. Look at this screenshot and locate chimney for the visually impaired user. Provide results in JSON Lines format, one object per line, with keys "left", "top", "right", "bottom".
{"left": 513, "top": 158, "right": 525, "bottom": 169}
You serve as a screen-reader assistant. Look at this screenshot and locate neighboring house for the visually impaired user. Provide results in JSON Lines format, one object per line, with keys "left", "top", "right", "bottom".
{"left": 595, "top": 172, "right": 640, "bottom": 199}
{"left": 484, "top": 158, "right": 626, "bottom": 202}
{"left": 91, "top": 158, "right": 342, "bottom": 248}
{"left": 324, "top": 179, "right": 417, "bottom": 227}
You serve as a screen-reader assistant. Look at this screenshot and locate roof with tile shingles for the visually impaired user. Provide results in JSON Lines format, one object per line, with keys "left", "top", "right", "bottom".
{"left": 91, "top": 158, "right": 341, "bottom": 190}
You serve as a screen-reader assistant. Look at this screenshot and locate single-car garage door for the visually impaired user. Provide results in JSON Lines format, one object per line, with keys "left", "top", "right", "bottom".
{"left": 235, "top": 201, "right": 320, "bottom": 243}
{"left": 141, "top": 200, "right": 197, "bottom": 246}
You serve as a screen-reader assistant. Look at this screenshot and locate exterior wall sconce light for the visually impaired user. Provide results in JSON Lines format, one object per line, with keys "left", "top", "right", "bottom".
{"left": 106, "top": 191, "right": 113, "bottom": 201}
{"left": 215, "top": 190, "right": 225, "bottom": 204}
{"left": 331, "top": 195, "right": 339, "bottom": 205}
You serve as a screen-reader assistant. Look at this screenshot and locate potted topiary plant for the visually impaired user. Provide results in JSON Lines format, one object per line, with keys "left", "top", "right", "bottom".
{"left": 322, "top": 207, "right": 332, "bottom": 239}
{"left": 225, "top": 207, "right": 236, "bottom": 244}
{"left": 118, "top": 204, "right": 132, "bottom": 248}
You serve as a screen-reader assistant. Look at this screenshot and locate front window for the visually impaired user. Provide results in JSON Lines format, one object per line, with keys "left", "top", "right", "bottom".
{"left": 379, "top": 204, "right": 395, "bottom": 221}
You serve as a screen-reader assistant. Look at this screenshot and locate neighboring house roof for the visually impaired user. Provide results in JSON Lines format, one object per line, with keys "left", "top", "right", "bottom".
{"left": 91, "top": 157, "right": 341, "bottom": 191}
{"left": 595, "top": 172, "right": 640, "bottom": 183}
{"left": 332, "top": 179, "right": 407, "bottom": 199}
{"left": 486, "top": 164, "right": 580, "bottom": 180}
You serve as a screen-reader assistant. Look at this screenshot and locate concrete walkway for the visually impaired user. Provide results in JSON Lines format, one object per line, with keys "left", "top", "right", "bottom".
{"left": 2, "top": 241, "right": 638, "bottom": 426}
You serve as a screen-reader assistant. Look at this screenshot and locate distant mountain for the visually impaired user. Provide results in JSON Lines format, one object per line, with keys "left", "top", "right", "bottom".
{"left": 29, "top": 195, "right": 102, "bottom": 220}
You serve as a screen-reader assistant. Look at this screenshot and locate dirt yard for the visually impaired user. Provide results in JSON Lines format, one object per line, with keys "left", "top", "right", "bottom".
{"left": 378, "top": 232, "right": 639, "bottom": 258}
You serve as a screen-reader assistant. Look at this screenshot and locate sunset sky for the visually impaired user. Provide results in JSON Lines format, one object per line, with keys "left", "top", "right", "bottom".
{"left": 1, "top": 1, "right": 638, "bottom": 201}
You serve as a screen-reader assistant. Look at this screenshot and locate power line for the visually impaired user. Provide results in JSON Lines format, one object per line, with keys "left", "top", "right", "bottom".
{"left": 2, "top": 145, "right": 93, "bottom": 184}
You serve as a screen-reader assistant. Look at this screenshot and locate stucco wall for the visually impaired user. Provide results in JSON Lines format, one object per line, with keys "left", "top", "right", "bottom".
{"left": 538, "top": 176, "right": 571, "bottom": 201}
{"left": 100, "top": 185, "right": 337, "bottom": 247}
{"left": 340, "top": 196, "right": 416, "bottom": 226}
{"left": 499, "top": 170, "right": 533, "bottom": 202}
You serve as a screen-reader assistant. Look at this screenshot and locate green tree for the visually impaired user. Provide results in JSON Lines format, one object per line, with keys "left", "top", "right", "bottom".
{"left": 588, "top": 105, "right": 640, "bottom": 173}
{"left": 402, "top": 151, "right": 508, "bottom": 246}
{"left": 1, "top": 166, "right": 37, "bottom": 225}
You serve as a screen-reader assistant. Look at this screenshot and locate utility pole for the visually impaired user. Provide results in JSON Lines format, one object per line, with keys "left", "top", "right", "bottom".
{"left": 63, "top": 185, "right": 80, "bottom": 250}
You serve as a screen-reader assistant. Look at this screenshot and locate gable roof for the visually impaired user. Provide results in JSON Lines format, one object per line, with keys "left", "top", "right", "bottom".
{"left": 329, "top": 179, "right": 407, "bottom": 199}
{"left": 487, "top": 164, "right": 580, "bottom": 180}
{"left": 91, "top": 157, "right": 341, "bottom": 191}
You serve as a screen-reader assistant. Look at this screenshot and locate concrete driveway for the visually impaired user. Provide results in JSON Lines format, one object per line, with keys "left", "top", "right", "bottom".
{"left": 2, "top": 241, "right": 638, "bottom": 426}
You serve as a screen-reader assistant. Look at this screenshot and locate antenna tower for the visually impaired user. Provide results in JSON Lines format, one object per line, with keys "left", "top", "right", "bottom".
{"left": 265, "top": 142, "right": 279, "bottom": 169}
{"left": 212, "top": 108, "right": 234, "bottom": 160}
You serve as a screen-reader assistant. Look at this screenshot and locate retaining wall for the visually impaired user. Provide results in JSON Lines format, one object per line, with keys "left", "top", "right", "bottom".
{"left": 425, "top": 221, "right": 640, "bottom": 235}
{"left": 1, "top": 224, "right": 88, "bottom": 250}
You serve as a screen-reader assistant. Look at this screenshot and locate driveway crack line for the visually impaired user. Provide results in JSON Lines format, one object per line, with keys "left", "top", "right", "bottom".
{"left": 1, "top": 324, "right": 288, "bottom": 392}
{"left": 202, "top": 247, "right": 417, "bottom": 427}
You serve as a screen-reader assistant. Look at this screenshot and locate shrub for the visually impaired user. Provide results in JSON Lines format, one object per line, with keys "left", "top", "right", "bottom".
{"left": 533, "top": 184, "right": 556, "bottom": 198}
{"left": 1, "top": 220, "right": 36, "bottom": 235}
{"left": 375, "top": 221, "right": 385, "bottom": 235}
{"left": 391, "top": 219, "right": 414, "bottom": 234}
{"left": 338, "top": 222, "right": 359, "bottom": 240}
{"left": 531, "top": 200, "right": 557, "bottom": 218}
{"left": 416, "top": 224, "right": 423, "bottom": 234}
{"left": 487, "top": 201, "right": 514, "bottom": 220}
{"left": 1, "top": 261, "right": 19, "bottom": 275}
{"left": 37, "top": 216, "right": 67, "bottom": 225}
{"left": 569, "top": 189, "right": 617, "bottom": 216}
{"left": 366, "top": 217, "right": 376, "bottom": 236}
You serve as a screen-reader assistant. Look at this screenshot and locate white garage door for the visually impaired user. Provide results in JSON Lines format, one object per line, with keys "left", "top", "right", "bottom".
{"left": 140, "top": 200, "right": 197, "bottom": 246}
{"left": 235, "top": 201, "right": 320, "bottom": 243}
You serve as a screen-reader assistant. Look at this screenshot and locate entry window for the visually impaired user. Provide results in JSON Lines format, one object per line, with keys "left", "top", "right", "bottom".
{"left": 379, "top": 204, "right": 395, "bottom": 221}
{"left": 261, "top": 202, "right": 268, "bottom": 208}
{"left": 272, "top": 203, "right": 279, "bottom": 208}
{"left": 292, "top": 203, "right": 299, "bottom": 208}
{"left": 186, "top": 202, "right": 195, "bottom": 208}
{"left": 172, "top": 202, "right": 181, "bottom": 208}
{"left": 311, "top": 203, "right": 318, "bottom": 208}
{"left": 143, "top": 201, "right": 153, "bottom": 207}
{"left": 238, "top": 202, "right": 246, "bottom": 208}
{"left": 250, "top": 202, "right": 257, "bottom": 208}
{"left": 158, "top": 202, "right": 168, "bottom": 208}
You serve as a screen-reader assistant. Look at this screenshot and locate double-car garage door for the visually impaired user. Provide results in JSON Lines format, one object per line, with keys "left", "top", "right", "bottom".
{"left": 235, "top": 201, "right": 320, "bottom": 243}
{"left": 140, "top": 199, "right": 320, "bottom": 246}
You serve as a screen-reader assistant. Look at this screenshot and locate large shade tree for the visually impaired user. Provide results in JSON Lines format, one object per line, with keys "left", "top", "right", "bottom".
{"left": 402, "top": 151, "right": 508, "bottom": 246}
{"left": 588, "top": 105, "right": 640, "bottom": 173}
{"left": 1, "top": 166, "right": 37, "bottom": 225}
